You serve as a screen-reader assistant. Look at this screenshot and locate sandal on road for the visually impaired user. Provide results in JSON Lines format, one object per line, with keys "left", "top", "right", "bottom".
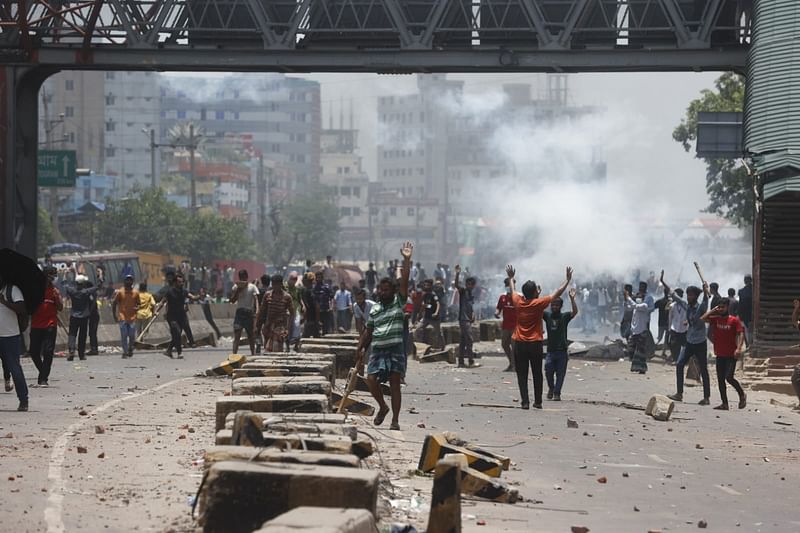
{"left": 389, "top": 422, "right": 400, "bottom": 431}
{"left": 373, "top": 405, "right": 390, "bottom": 426}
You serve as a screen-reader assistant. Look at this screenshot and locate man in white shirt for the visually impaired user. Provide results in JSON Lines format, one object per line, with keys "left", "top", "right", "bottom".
{"left": 625, "top": 282, "right": 655, "bottom": 375}
{"left": 229, "top": 269, "right": 260, "bottom": 355}
{"left": 668, "top": 288, "right": 688, "bottom": 363}
{"left": 334, "top": 285, "right": 353, "bottom": 332}
{"left": 353, "top": 290, "right": 375, "bottom": 334}
{"left": 0, "top": 273, "right": 29, "bottom": 411}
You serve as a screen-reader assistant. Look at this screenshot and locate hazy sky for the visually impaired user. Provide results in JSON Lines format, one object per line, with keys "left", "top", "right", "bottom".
{"left": 299, "top": 71, "right": 720, "bottom": 218}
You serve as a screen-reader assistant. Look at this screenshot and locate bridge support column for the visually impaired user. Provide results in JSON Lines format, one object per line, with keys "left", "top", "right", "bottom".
{"left": 0, "top": 66, "right": 54, "bottom": 257}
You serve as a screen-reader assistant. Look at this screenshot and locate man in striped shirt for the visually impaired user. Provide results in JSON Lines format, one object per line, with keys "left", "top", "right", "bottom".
{"left": 357, "top": 241, "right": 413, "bottom": 430}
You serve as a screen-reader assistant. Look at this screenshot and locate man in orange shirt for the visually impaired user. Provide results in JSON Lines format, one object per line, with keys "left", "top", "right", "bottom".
{"left": 505, "top": 264, "right": 573, "bottom": 409}
{"left": 112, "top": 274, "right": 139, "bottom": 358}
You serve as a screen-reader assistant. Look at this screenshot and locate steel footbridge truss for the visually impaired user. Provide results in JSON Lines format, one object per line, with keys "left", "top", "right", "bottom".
{"left": 0, "top": 0, "right": 751, "bottom": 72}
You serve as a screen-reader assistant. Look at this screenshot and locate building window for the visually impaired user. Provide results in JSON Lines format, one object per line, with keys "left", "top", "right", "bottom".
{"left": 105, "top": 121, "right": 115, "bottom": 132}
{"left": 297, "top": 154, "right": 305, "bottom": 163}
{"left": 68, "top": 132, "right": 75, "bottom": 143}
{"left": 177, "top": 110, "right": 186, "bottom": 119}
{"left": 65, "top": 79, "right": 74, "bottom": 91}
{"left": 64, "top": 106, "right": 74, "bottom": 117}
{"left": 160, "top": 110, "right": 166, "bottom": 119}
{"left": 370, "top": 207, "right": 378, "bottom": 216}
{"left": 105, "top": 95, "right": 115, "bottom": 106}
{"left": 105, "top": 72, "right": 115, "bottom": 80}
{"left": 353, "top": 207, "right": 361, "bottom": 216}
{"left": 353, "top": 187, "right": 360, "bottom": 198}
{"left": 234, "top": 112, "right": 240, "bottom": 120}
{"left": 390, "top": 207, "right": 397, "bottom": 216}
{"left": 340, "top": 207, "right": 352, "bottom": 216}
{"left": 106, "top": 146, "right": 115, "bottom": 157}
{"left": 340, "top": 186, "right": 351, "bottom": 196}
{"left": 215, "top": 110, "right": 224, "bottom": 120}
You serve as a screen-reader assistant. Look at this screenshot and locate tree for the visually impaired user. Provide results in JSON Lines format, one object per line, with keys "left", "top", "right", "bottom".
{"left": 94, "top": 187, "right": 254, "bottom": 262}
{"left": 673, "top": 72, "right": 753, "bottom": 228}
{"left": 37, "top": 207, "right": 54, "bottom": 257}
{"left": 267, "top": 188, "right": 340, "bottom": 267}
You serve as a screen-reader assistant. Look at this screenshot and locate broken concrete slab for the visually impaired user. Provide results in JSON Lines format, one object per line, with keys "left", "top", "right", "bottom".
{"left": 645, "top": 394, "right": 675, "bottom": 421}
{"left": 419, "top": 347, "right": 456, "bottom": 365}
{"left": 444, "top": 453, "right": 520, "bottom": 504}
{"left": 354, "top": 374, "right": 391, "bottom": 396}
{"left": 255, "top": 507, "right": 376, "bottom": 533}
{"left": 224, "top": 412, "right": 348, "bottom": 430}
{"left": 197, "top": 461, "right": 378, "bottom": 533}
{"left": 215, "top": 395, "right": 330, "bottom": 431}
{"left": 442, "top": 432, "right": 511, "bottom": 471}
{"left": 203, "top": 446, "right": 360, "bottom": 470}
{"left": 232, "top": 411, "right": 268, "bottom": 446}
{"left": 418, "top": 433, "right": 504, "bottom": 477}
{"left": 223, "top": 420, "right": 358, "bottom": 442}
{"left": 206, "top": 354, "right": 248, "bottom": 376}
{"left": 331, "top": 392, "right": 376, "bottom": 417}
{"left": 231, "top": 377, "right": 332, "bottom": 397}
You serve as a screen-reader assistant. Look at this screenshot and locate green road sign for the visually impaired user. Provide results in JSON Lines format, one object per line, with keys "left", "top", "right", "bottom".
{"left": 38, "top": 149, "right": 77, "bottom": 187}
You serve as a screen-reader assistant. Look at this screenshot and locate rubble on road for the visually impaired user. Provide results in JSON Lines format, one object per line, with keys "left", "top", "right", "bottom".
{"left": 645, "top": 394, "right": 675, "bottom": 421}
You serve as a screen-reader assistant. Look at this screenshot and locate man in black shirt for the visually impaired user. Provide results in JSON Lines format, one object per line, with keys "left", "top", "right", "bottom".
{"left": 365, "top": 263, "right": 378, "bottom": 295}
{"left": 313, "top": 276, "right": 334, "bottom": 335}
{"left": 454, "top": 265, "right": 476, "bottom": 368}
{"left": 163, "top": 273, "right": 199, "bottom": 358}
{"left": 414, "top": 279, "right": 443, "bottom": 349}
{"left": 65, "top": 275, "right": 98, "bottom": 361}
{"left": 301, "top": 273, "right": 321, "bottom": 338}
{"left": 544, "top": 288, "right": 578, "bottom": 401}
{"left": 737, "top": 275, "right": 753, "bottom": 346}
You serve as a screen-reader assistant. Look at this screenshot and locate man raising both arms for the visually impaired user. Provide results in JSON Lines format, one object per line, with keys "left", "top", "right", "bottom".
{"left": 506, "top": 264, "right": 573, "bottom": 410}
{"left": 356, "top": 241, "right": 414, "bottom": 430}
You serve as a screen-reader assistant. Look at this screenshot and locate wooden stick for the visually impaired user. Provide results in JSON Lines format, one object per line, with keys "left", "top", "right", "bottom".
{"left": 336, "top": 367, "right": 359, "bottom": 414}
{"left": 136, "top": 302, "right": 164, "bottom": 343}
{"left": 693, "top": 261, "right": 707, "bottom": 286}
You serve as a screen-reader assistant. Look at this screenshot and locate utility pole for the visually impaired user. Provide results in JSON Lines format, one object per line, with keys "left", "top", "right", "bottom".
{"left": 41, "top": 86, "right": 66, "bottom": 242}
{"left": 150, "top": 129, "right": 157, "bottom": 188}
{"left": 367, "top": 186, "right": 374, "bottom": 262}
{"left": 189, "top": 123, "right": 197, "bottom": 210}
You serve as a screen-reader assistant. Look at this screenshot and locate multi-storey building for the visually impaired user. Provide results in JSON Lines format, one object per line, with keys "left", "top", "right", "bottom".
{"left": 159, "top": 74, "right": 321, "bottom": 191}
{"left": 103, "top": 71, "right": 161, "bottom": 194}
{"left": 39, "top": 71, "right": 105, "bottom": 173}
{"left": 377, "top": 74, "right": 607, "bottom": 262}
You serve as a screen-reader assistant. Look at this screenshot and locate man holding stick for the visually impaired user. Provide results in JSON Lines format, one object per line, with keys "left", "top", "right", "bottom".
{"left": 664, "top": 267, "right": 712, "bottom": 405}
{"left": 356, "top": 242, "right": 414, "bottom": 430}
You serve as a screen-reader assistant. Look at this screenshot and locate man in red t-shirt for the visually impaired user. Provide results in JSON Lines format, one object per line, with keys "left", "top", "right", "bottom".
{"left": 702, "top": 298, "right": 746, "bottom": 410}
{"left": 30, "top": 266, "right": 63, "bottom": 387}
{"left": 495, "top": 278, "right": 517, "bottom": 372}
{"left": 506, "top": 264, "right": 573, "bottom": 409}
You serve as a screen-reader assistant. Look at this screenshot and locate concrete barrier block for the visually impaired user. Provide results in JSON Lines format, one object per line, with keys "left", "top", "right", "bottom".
{"left": 197, "top": 461, "right": 379, "bottom": 533}
{"left": 224, "top": 412, "right": 348, "bottom": 430}
{"left": 214, "top": 431, "right": 372, "bottom": 458}
{"left": 231, "top": 377, "right": 332, "bottom": 397}
{"left": 203, "top": 446, "right": 360, "bottom": 470}
{"left": 255, "top": 507, "right": 375, "bottom": 533}
{"left": 215, "top": 395, "right": 329, "bottom": 431}
{"left": 426, "top": 457, "right": 462, "bottom": 533}
{"left": 240, "top": 361, "right": 335, "bottom": 383}
{"left": 205, "top": 354, "right": 248, "bottom": 376}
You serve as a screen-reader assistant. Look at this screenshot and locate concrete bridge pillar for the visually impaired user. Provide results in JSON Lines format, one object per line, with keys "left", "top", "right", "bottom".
{"left": 0, "top": 66, "right": 54, "bottom": 257}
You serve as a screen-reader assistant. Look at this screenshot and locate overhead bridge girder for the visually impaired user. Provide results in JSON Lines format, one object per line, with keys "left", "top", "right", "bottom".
{"left": 0, "top": 0, "right": 750, "bottom": 71}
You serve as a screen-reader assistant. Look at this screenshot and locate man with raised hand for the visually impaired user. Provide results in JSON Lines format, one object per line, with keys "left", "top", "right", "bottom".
{"left": 506, "top": 264, "right": 573, "bottom": 410}
{"left": 356, "top": 242, "right": 414, "bottom": 431}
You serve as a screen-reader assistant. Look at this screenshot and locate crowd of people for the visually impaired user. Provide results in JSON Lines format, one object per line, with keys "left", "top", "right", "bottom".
{"left": 0, "top": 245, "right": 781, "bottom": 422}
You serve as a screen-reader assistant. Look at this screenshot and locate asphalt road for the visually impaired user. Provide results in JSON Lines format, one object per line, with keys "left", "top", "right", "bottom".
{"left": 379, "top": 353, "right": 800, "bottom": 533}
{"left": 2, "top": 343, "right": 799, "bottom": 533}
